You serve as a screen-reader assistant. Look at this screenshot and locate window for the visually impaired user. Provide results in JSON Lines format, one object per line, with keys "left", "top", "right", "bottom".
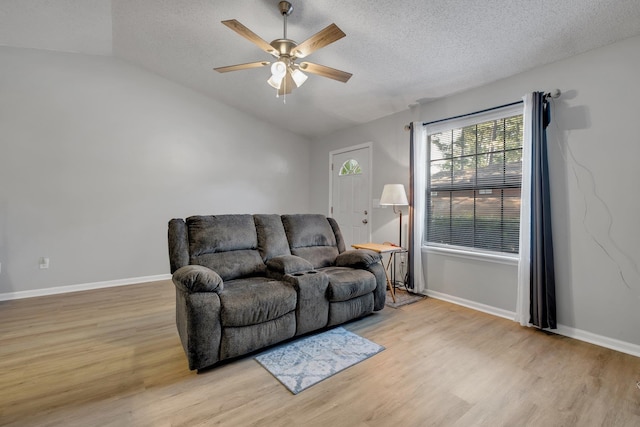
{"left": 339, "top": 159, "right": 362, "bottom": 176}
{"left": 426, "top": 106, "right": 523, "bottom": 255}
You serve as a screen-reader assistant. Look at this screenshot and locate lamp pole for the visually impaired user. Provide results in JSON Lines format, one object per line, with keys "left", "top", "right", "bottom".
{"left": 395, "top": 205, "right": 403, "bottom": 248}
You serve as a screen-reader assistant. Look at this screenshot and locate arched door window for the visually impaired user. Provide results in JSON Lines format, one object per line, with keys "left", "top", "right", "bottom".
{"left": 339, "top": 159, "right": 362, "bottom": 176}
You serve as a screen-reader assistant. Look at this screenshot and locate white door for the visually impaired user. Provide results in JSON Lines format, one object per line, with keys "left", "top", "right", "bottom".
{"left": 330, "top": 144, "right": 372, "bottom": 249}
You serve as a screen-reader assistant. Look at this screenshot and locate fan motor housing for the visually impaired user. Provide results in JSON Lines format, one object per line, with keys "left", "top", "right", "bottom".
{"left": 270, "top": 38, "right": 298, "bottom": 57}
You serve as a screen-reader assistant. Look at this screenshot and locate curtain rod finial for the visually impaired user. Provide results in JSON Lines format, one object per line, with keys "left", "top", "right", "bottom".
{"left": 404, "top": 124, "right": 411, "bottom": 131}
{"left": 546, "top": 89, "right": 561, "bottom": 99}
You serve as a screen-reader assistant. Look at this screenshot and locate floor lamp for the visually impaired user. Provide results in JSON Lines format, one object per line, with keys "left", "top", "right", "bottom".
{"left": 379, "top": 184, "right": 409, "bottom": 248}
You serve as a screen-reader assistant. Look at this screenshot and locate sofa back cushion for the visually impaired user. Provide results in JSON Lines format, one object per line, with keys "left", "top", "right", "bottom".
{"left": 282, "top": 214, "right": 339, "bottom": 269}
{"left": 254, "top": 214, "right": 291, "bottom": 261}
{"left": 168, "top": 218, "right": 190, "bottom": 273}
{"left": 186, "top": 215, "right": 266, "bottom": 281}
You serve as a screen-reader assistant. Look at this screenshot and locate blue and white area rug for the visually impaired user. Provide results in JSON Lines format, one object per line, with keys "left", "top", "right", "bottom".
{"left": 255, "top": 327, "right": 385, "bottom": 395}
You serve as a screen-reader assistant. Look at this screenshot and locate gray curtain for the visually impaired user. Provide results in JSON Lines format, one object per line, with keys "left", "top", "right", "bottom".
{"left": 530, "top": 92, "right": 556, "bottom": 329}
{"left": 408, "top": 123, "right": 415, "bottom": 290}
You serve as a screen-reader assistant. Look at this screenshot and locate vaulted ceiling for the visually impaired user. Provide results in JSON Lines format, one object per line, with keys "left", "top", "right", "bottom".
{"left": 2, "top": 0, "right": 640, "bottom": 138}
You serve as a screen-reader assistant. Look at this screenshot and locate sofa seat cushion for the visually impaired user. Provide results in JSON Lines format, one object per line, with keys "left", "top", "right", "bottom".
{"left": 219, "top": 278, "right": 296, "bottom": 327}
{"left": 318, "top": 266, "right": 377, "bottom": 302}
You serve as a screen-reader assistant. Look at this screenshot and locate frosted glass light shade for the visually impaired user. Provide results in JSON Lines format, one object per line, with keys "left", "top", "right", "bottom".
{"left": 271, "top": 61, "right": 287, "bottom": 78}
{"left": 291, "top": 68, "right": 308, "bottom": 87}
{"left": 380, "top": 184, "right": 408, "bottom": 206}
{"left": 267, "top": 75, "right": 283, "bottom": 89}
{"left": 268, "top": 61, "right": 287, "bottom": 89}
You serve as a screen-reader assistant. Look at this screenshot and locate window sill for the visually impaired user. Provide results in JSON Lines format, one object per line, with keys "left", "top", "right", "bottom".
{"left": 421, "top": 245, "right": 519, "bottom": 266}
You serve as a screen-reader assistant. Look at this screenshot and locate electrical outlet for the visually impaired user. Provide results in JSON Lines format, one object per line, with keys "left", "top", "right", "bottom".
{"left": 39, "top": 257, "right": 50, "bottom": 269}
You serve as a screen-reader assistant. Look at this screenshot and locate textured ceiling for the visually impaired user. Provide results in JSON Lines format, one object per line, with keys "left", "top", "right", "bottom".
{"left": 0, "top": 0, "right": 112, "bottom": 55}
{"left": 3, "top": 1, "right": 640, "bottom": 138}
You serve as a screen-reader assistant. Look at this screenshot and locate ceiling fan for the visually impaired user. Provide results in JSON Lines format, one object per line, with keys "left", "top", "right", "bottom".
{"left": 214, "top": 1, "right": 352, "bottom": 98}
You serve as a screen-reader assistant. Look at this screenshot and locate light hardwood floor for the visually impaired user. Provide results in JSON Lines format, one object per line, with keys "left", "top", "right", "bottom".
{"left": 1, "top": 280, "right": 639, "bottom": 426}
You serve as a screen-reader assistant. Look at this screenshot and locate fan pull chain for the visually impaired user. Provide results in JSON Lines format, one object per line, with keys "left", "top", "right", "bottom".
{"left": 275, "top": 89, "right": 286, "bottom": 104}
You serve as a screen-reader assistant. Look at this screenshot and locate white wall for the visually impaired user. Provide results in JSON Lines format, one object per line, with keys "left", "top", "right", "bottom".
{"left": 0, "top": 47, "right": 311, "bottom": 295}
{"left": 310, "top": 35, "right": 640, "bottom": 349}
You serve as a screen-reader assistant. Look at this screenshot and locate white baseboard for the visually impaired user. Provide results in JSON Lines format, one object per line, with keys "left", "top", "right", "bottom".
{"left": 424, "top": 289, "right": 640, "bottom": 359}
{"left": 554, "top": 324, "right": 640, "bottom": 358}
{"left": 0, "top": 274, "right": 172, "bottom": 301}
{"left": 424, "top": 289, "right": 517, "bottom": 320}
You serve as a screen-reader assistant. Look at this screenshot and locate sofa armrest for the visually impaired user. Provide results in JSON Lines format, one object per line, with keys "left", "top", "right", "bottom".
{"left": 267, "top": 255, "right": 314, "bottom": 276}
{"left": 172, "top": 265, "right": 224, "bottom": 293}
{"left": 335, "top": 249, "right": 381, "bottom": 268}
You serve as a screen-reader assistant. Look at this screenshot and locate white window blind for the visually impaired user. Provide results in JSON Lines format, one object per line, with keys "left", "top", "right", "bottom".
{"left": 426, "top": 104, "right": 523, "bottom": 255}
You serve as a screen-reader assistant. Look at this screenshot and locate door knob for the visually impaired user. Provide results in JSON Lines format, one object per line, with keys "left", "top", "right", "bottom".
{"left": 362, "top": 219, "right": 368, "bottom": 224}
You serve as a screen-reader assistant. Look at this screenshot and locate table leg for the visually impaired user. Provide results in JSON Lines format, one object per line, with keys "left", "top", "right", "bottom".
{"left": 383, "top": 256, "right": 396, "bottom": 303}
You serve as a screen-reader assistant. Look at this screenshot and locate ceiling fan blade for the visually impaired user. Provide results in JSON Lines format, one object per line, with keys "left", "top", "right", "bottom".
{"left": 299, "top": 62, "right": 352, "bottom": 83}
{"left": 278, "top": 72, "right": 295, "bottom": 96}
{"left": 292, "top": 23, "right": 346, "bottom": 58}
{"left": 214, "top": 61, "right": 270, "bottom": 73}
{"left": 222, "top": 19, "right": 278, "bottom": 56}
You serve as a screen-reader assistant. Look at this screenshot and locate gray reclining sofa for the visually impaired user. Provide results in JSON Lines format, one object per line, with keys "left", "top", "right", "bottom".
{"left": 168, "top": 213, "right": 386, "bottom": 370}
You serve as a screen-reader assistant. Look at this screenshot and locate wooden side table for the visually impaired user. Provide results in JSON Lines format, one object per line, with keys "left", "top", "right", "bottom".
{"left": 351, "top": 242, "right": 405, "bottom": 303}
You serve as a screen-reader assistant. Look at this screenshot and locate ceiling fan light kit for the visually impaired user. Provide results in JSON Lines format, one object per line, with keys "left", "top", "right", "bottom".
{"left": 214, "top": 1, "right": 352, "bottom": 100}
{"left": 290, "top": 68, "right": 308, "bottom": 87}
{"left": 267, "top": 61, "right": 287, "bottom": 89}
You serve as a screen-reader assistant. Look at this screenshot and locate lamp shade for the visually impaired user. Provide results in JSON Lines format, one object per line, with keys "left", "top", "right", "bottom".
{"left": 379, "top": 184, "right": 408, "bottom": 206}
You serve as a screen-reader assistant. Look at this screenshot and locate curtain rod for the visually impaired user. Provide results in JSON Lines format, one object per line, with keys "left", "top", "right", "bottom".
{"left": 420, "top": 100, "right": 523, "bottom": 127}
{"left": 406, "top": 90, "right": 561, "bottom": 130}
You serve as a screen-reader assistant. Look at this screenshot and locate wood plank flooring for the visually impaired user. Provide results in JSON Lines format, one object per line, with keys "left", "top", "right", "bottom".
{"left": 1, "top": 280, "right": 640, "bottom": 426}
